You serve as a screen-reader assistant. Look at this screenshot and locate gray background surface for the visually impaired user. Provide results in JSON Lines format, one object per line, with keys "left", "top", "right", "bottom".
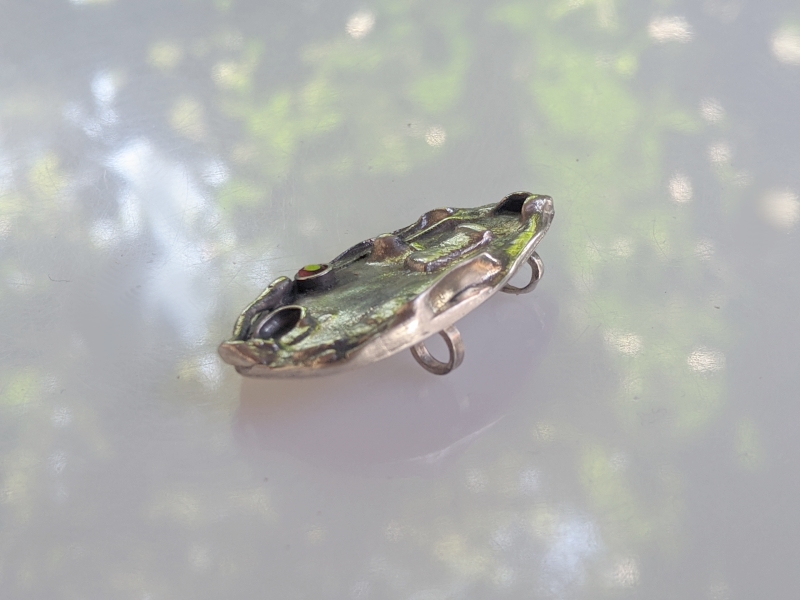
{"left": 2, "top": 0, "right": 800, "bottom": 598}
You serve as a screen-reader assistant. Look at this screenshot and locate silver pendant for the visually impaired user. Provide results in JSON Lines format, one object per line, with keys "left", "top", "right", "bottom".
{"left": 219, "top": 191, "right": 554, "bottom": 377}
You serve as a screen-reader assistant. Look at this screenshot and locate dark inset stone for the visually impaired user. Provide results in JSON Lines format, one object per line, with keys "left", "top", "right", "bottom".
{"left": 253, "top": 306, "right": 304, "bottom": 340}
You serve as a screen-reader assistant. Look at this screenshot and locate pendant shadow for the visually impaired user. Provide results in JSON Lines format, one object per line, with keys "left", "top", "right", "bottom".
{"left": 234, "top": 295, "right": 557, "bottom": 477}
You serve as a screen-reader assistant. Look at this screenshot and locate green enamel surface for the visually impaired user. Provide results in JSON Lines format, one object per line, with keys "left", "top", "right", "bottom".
{"left": 234, "top": 204, "right": 548, "bottom": 371}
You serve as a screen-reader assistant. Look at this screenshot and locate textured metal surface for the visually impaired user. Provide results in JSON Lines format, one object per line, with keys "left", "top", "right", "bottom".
{"left": 219, "top": 192, "right": 554, "bottom": 376}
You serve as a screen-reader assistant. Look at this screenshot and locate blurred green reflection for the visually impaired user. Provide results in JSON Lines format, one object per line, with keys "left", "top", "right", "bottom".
{"left": 0, "top": 0, "right": 783, "bottom": 597}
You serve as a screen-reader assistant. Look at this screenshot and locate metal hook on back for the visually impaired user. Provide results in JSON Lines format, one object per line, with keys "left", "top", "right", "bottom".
{"left": 410, "top": 326, "right": 465, "bottom": 375}
{"left": 501, "top": 252, "right": 544, "bottom": 295}
{"left": 409, "top": 252, "right": 544, "bottom": 374}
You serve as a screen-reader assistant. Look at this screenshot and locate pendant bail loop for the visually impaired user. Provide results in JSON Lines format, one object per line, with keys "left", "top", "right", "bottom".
{"left": 410, "top": 326, "right": 465, "bottom": 375}
{"left": 501, "top": 252, "right": 544, "bottom": 295}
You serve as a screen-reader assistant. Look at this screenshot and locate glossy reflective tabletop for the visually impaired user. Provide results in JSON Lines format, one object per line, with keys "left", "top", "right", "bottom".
{"left": 2, "top": 1, "right": 800, "bottom": 598}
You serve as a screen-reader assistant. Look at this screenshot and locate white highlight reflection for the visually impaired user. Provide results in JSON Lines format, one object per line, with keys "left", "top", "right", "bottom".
{"left": 708, "top": 141, "right": 732, "bottom": 165}
{"left": 51, "top": 407, "right": 73, "bottom": 428}
{"left": 108, "top": 139, "right": 224, "bottom": 343}
{"left": 49, "top": 450, "right": 67, "bottom": 474}
{"left": 609, "top": 557, "right": 640, "bottom": 587}
{"left": 346, "top": 11, "right": 375, "bottom": 39}
{"left": 604, "top": 330, "right": 643, "bottom": 356}
{"left": 202, "top": 160, "right": 230, "bottom": 187}
{"left": 695, "top": 239, "right": 715, "bottom": 261}
{"left": 89, "top": 219, "right": 118, "bottom": 249}
{"left": 669, "top": 172, "right": 693, "bottom": 203}
{"left": 648, "top": 16, "right": 693, "bottom": 43}
{"left": 760, "top": 189, "right": 800, "bottom": 230}
{"left": 771, "top": 27, "right": 800, "bottom": 65}
{"left": 700, "top": 97, "right": 726, "bottom": 123}
{"left": 540, "top": 515, "right": 600, "bottom": 595}
{"left": 92, "top": 71, "right": 117, "bottom": 105}
{"left": 687, "top": 347, "right": 726, "bottom": 373}
{"left": 91, "top": 70, "right": 119, "bottom": 126}
{"left": 425, "top": 125, "right": 447, "bottom": 147}
{"left": 611, "top": 238, "right": 633, "bottom": 258}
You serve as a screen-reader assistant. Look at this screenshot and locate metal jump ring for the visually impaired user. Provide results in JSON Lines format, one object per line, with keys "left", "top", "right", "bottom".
{"left": 501, "top": 252, "right": 544, "bottom": 295}
{"left": 410, "top": 325, "right": 465, "bottom": 375}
